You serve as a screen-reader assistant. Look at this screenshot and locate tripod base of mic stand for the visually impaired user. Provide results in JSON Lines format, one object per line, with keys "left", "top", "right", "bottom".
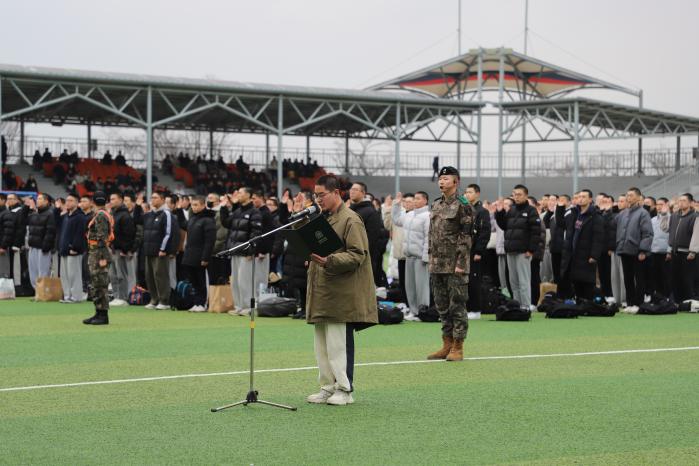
{"left": 211, "top": 390, "right": 297, "bottom": 412}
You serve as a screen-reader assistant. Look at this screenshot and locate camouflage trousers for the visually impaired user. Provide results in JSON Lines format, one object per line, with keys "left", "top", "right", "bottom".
{"left": 431, "top": 273, "right": 469, "bottom": 340}
{"left": 88, "top": 250, "right": 111, "bottom": 312}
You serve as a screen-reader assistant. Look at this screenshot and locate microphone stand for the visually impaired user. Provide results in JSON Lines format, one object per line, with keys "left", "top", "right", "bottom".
{"left": 211, "top": 213, "right": 311, "bottom": 413}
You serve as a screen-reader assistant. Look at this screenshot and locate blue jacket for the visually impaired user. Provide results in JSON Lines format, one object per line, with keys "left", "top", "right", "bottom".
{"left": 58, "top": 209, "right": 87, "bottom": 256}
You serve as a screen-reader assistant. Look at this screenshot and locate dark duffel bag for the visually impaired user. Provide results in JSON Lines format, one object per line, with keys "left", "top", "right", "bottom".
{"left": 546, "top": 302, "right": 579, "bottom": 319}
{"left": 496, "top": 300, "right": 530, "bottom": 321}
{"left": 638, "top": 298, "right": 678, "bottom": 315}
{"left": 257, "top": 296, "right": 297, "bottom": 317}
{"left": 378, "top": 304, "right": 403, "bottom": 325}
{"left": 537, "top": 292, "right": 562, "bottom": 314}
{"left": 577, "top": 298, "right": 618, "bottom": 317}
{"left": 481, "top": 281, "right": 508, "bottom": 314}
{"left": 417, "top": 304, "right": 440, "bottom": 322}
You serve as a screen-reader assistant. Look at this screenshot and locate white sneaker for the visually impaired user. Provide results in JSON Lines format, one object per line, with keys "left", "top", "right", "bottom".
{"left": 467, "top": 312, "right": 481, "bottom": 320}
{"left": 622, "top": 305, "right": 639, "bottom": 314}
{"left": 306, "top": 389, "right": 334, "bottom": 404}
{"left": 156, "top": 304, "right": 170, "bottom": 311}
{"left": 110, "top": 299, "right": 127, "bottom": 306}
{"left": 644, "top": 295, "right": 651, "bottom": 304}
{"left": 404, "top": 313, "right": 421, "bottom": 321}
{"left": 237, "top": 308, "right": 251, "bottom": 316}
{"left": 189, "top": 305, "right": 206, "bottom": 313}
{"left": 326, "top": 390, "right": 354, "bottom": 406}
{"left": 605, "top": 297, "right": 616, "bottom": 304}
{"left": 145, "top": 302, "right": 157, "bottom": 310}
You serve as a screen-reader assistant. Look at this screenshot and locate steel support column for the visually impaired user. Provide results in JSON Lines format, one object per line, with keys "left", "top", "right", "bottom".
{"left": 87, "top": 123, "right": 91, "bottom": 159}
{"left": 20, "top": 120, "right": 25, "bottom": 163}
{"left": 476, "top": 51, "right": 483, "bottom": 185}
{"left": 146, "top": 86, "right": 153, "bottom": 199}
{"left": 344, "top": 135, "right": 349, "bottom": 174}
{"left": 395, "top": 102, "right": 401, "bottom": 194}
{"left": 637, "top": 90, "right": 644, "bottom": 175}
{"left": 573, "top": 101, "right": 580, "bottom": 193}
{"left": 265, "top": 133, "right": 270, "bottom": 169}
{"left": 497, "top": 52, "right": 505, "bottom": 197}
{"left": 209, "top": 129, "right": 214, "bottom": 159}
{"left": 305, "top": 135, "right": 310, "bottom": 164}
{"left": 277, "top": 96, "right": 284, "bottom": 200}
{"left": 675, "top": 136, "right": 681, "bottom": 172}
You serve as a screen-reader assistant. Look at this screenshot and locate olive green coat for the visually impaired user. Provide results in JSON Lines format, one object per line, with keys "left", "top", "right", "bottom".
{"left": 305, "top": 203, "right": 378, "bottom": 326}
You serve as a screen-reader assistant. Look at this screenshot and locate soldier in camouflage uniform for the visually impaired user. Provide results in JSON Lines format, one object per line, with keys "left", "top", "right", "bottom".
{"left": 82, "top": 191, "right": 114, "bottom": 325}
{"left": 427, "top": 166, "right": 474, "bottom": 361}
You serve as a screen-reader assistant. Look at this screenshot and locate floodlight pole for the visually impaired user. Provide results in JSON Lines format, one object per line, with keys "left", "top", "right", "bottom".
{"left": 637, "top": 90, "right": 644, "bottom": 175}
{"left": 277, "top": 96, "right": 284, "bottom": 200}
{"left": 476, "top": 50, "right": 483, "bottom": 185}
{"left": 521, "top": 0, "right": 529, "bottom": 185}
{"left": 395, "top": 102, "right": 401, "bottom": 194}
{"left": 146, "top": 86, "right": 153, "bottom": 199}
{"left": 675, "top": 136, "right": 681, "bottom": 172}
{"left": 573, "top": 101, "right": 580, "bottom": 194}
{"left": 456, "top": 0, "right": 462, "bottom": 174}
{"left": 497, "top": 50, "right": 505, "bottom": 197}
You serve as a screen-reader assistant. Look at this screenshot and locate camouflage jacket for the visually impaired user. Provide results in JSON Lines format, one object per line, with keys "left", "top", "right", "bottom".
{"left": 87, "top": 209, "right": 113, "bottom": 262}
{"left": 428, "top": 192, "right": 474, "bottom": 274}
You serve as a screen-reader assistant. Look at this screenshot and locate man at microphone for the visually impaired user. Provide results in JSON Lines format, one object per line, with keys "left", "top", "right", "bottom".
{"left": 292, "top": 174, "right": 378, "bottom": 406}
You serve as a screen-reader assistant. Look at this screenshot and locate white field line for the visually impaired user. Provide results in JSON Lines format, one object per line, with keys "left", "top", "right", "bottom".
{"left": 1, "top": 346, "right": 697, "bottom": 393}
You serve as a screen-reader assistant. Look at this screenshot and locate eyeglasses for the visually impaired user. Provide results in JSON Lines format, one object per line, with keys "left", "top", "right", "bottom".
{"left": 313, "top": 192, "right": 330, "bottom": 201}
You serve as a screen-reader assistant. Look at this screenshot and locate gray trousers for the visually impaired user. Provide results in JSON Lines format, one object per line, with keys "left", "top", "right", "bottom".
{"left": 610, "top": 253, "right": 626, "bottom": 305}
{"left": 109, "top": 253, "right": 133, "bottom": 300}
{"left": 28, "top": 248, "right": 52, "bottom": 289}
{"left": 231, "top": 254, "right": 270, "bottom": 310}
{"left": 498, "top": 255, "right": 508, "bottom": 293}
{"left": 127, "top": 252, "right": 137, "bottom": 292}
{"left": 145, "top": 256, "right": 171, "bottom": 305}
{"left": 60, "top": 255, "right": 85, "bottom": 301}
{"left": 541, "top": 249, "right": 554, "bottom": 283}
{"left": 506, "top": 253, "right": 532, "bottom": 307}
{"left": 405, "top": 256, "right": 430, "bottom": 314}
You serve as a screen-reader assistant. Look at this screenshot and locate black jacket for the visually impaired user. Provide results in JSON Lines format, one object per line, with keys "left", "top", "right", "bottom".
{"left": 470, "top": 200, "right": 491, "bottom": 257}
{"left": 561, "top": 206, "right": 605, "bottom": 284}
{"left": 281, "top": 247, "right": 308, "bottom": 293}
{"left": 221, "top": 203, "right": 262, "bottom": 256}
{"left": 255, "top": 205, "right": 277, "bottom": 255}
{"left": 495, "top": 202, "right": 542, "bottom": 254}
{"left": 349, "top": 200, "right": 385, "bottom": 258}
{"left": 27, "top": 205, "right": 57, "bottom": 252}
{"left": 182, "top": 209, "right": 216, "bottom": 266}
{"left": 111, "top": 205, "right": 136, "bottom": 253}
{"left": 601, "top": 208, "right": 616, "bottom": 253}
{"left": 58, "top": 209, "right": 87, "bottom": 256}
{"left": 142, "top": 208, "right": 174, "bottom": 257}
{"left": 0, "top": 206, "right": 16, "bottom": 249}
{"left": 668, "top": 210, "right": 697, "bottom": 253}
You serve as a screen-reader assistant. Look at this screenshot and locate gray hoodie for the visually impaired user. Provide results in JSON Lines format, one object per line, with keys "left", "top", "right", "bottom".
{"left": 615, "top": 204, "right": 653, "bottom": 256}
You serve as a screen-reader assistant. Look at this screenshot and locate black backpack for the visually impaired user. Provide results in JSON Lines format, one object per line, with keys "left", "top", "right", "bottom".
{"left": 172, "top": 281, "right": 195, "bottom": 310}
{"left": 537, "top": 292, "right": 562, "bottom": 314}
{"left": 577, "top": 298, "right": 618, "bottom": 317}
{"left": 417, "top": 304, "right": 440, "bottom": 322}
{"left": 257, "top": 296, "right": 297, "bottom": 317}
{"left": 480, "top": 279, "right": 508, "bottom": 314}
{"left": 378, "top": 304, "right": 404, "bottom": 325}
{"left": 638, "top": 298, "right": 678, "bottom": 315}
{"left": 546, "top": 302, "right": 580, "bottom": 319}
{"left": 496, "top": 300, "right": 530, "bottom": 321}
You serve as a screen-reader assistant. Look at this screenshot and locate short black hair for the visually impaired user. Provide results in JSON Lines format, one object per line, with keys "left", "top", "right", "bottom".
{"left": 0, "top": 193, "right": 6, "bottom": 201}
{"left": 123, "top": 192, "right": 136, "bottom": 202}
{"left": 352, "top": 181, "right": 367, "bottom": 194}
{"left": 681, "top": 193, "right": 694, "bottom": 202}
{"left": 606, "top": 194, "right": 615, "bottom": 202}
{"left": 167, "top": 194, "right": 179, "bottom": 204}
{"left": 467, "top": 183, "right": 481, "bottom": 193}
{"left": 627, "top": 187, "right": 642, "bottom": 197}
{"left": 403, "top": 192, "right": 415, "bottom": 198}
{"left": 645, "top": 196, "right": 656, "bottom": 204}
{"left": 111, "top": 192, "right": 123, "bottom": 199}
{"left": 252, "top": 190, "right": 265, "bottom": 199}
{"left": 240, "top": 187, "right": 253, "bottom": 197}
{"left": 513, "top": 184, "right": 529, "bottom": 195}
{"left": 415, "top": 191, "right": 429, "bottom": 202}
{"left": 191, "top": 195, "right": 206, "bottom": 204}
{"left": 658, "top": 197, "right": 669, "bottom": 203}
{"left": 152, "top": 191, "right": 166, "bottom": 199}
{"left": 560, "top": 194, "right": 572, "bottom": 202}
{"left": 66, "top": 193, "right": 79, "bottom": 201}
{"left": 580, "top": 189, "right": 593, "bottom": 199}
{"left": 316, "top": 174, "right": 340, "bottom": 192}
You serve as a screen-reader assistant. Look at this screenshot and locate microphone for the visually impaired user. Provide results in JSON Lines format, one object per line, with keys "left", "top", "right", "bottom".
{"left": 288, "top": 205, "right": 319, "bottom": 220}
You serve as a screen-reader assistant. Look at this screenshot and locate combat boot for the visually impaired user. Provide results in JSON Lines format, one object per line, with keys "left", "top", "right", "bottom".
{"left": 427, "top": 335, "right": 453, "bottom": 360}
{"left": 83, "top": 310, "right": 109, "bottom": 325}
{"left": 446, "top": 338, "right": 464, "bottom": 361}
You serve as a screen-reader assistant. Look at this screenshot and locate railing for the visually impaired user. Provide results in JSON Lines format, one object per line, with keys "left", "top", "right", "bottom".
{"left": 4, "top": 135, "right": 697, "bottom": 178}
{"left": 642, "top": 160, "right": 699, "bottom": 197}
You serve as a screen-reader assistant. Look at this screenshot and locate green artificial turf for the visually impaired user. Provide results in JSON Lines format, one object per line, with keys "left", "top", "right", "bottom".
{"left": 1, "top": 298, "right": 698, "bottom": 465}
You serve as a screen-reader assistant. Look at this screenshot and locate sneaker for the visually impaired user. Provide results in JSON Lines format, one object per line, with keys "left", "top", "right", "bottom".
{"left": 529, "top": 305, "right": 537, "bottom": 312}
{"left": 189, "top": 305, "right": 206, "bottom": 313}
{"left": 227, "top": 310, "right": 238, "bottom": 316}
{"left": 237, "top": 308, "right": 251, "bottom": 316}
{"left": 404, "top": 313, "right": 421, "bottom": 321}
{"left": 306, "top": 389, "right": 334, "bottom": 404}
{"left": 326, "top": 390, "right": 354, "bottom": 406}
{"left": 467, "top": 312, "right": 481, "bottom": 320}
{"left": 605, "top": 297, "right": 616, "bottom": 304}
{"left": 145, "top": 302, "right": 157, "bottom": 310}
{"left": 622, "top": 305, "right": 639, "bottom": 314}
{"left": 59, "top": 298, "right": 71, "bottom": 304}
{"left": 156, "top": 304, "right": 170, "bottom": 311}
{"left": 109, "top": 298, "right": 127, "bottom": 306}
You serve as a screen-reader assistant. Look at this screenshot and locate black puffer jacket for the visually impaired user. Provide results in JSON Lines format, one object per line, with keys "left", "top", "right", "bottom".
{"left": 182, "top": 209, "right": 216, "bottom": 266}
{"left": 495, "top": 202, "right": 542, "bottom": 254}
{"left": 111, "top": 205, "right": 136, "bottom": 254}
{"left": 27, "top": 205, "right": 57, "bottom": 252}
{"left": 0, "top": 206, "right": 15, "bottom": 249}
{"left": 349, "top": 200, "right": 385, "bottom": 258}
{"left": 604, "top": 209, "right": 619, "bottom": 252}
{"left": 142, "top": 208, "right": 174, "bottom": 257}
{"left": 470, "top": 200, "right": 491, "bottom": 257}
{"left": 221, "top": 203, "right": 262, "bottom": 255}
{"left": 255, "top": 205, "right": 277, "bottom": 255}
{"left": 561, "top": 206, "right": 605, "bottom": 283}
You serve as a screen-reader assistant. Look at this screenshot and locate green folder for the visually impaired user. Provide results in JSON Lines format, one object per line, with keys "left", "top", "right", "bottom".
{"left": 283, "top": 214, "right": 344, "bottom": 258}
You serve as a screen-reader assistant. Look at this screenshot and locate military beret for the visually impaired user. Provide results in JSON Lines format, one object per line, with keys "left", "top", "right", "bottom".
{"left": 438, "top": 166, "right": 460, "bottom": 178}
{"left": 93, "top": 191, "right": 107, "bottom": 206}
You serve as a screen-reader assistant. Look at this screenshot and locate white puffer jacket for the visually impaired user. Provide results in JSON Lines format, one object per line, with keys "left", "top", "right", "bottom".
{"left": 392, "top": 203, "right": 430, "bottom": 262}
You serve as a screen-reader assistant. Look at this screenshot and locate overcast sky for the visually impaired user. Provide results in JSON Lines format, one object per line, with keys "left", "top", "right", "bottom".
{"left": 2, "top": 0, "right": 698, "bottom": 152}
